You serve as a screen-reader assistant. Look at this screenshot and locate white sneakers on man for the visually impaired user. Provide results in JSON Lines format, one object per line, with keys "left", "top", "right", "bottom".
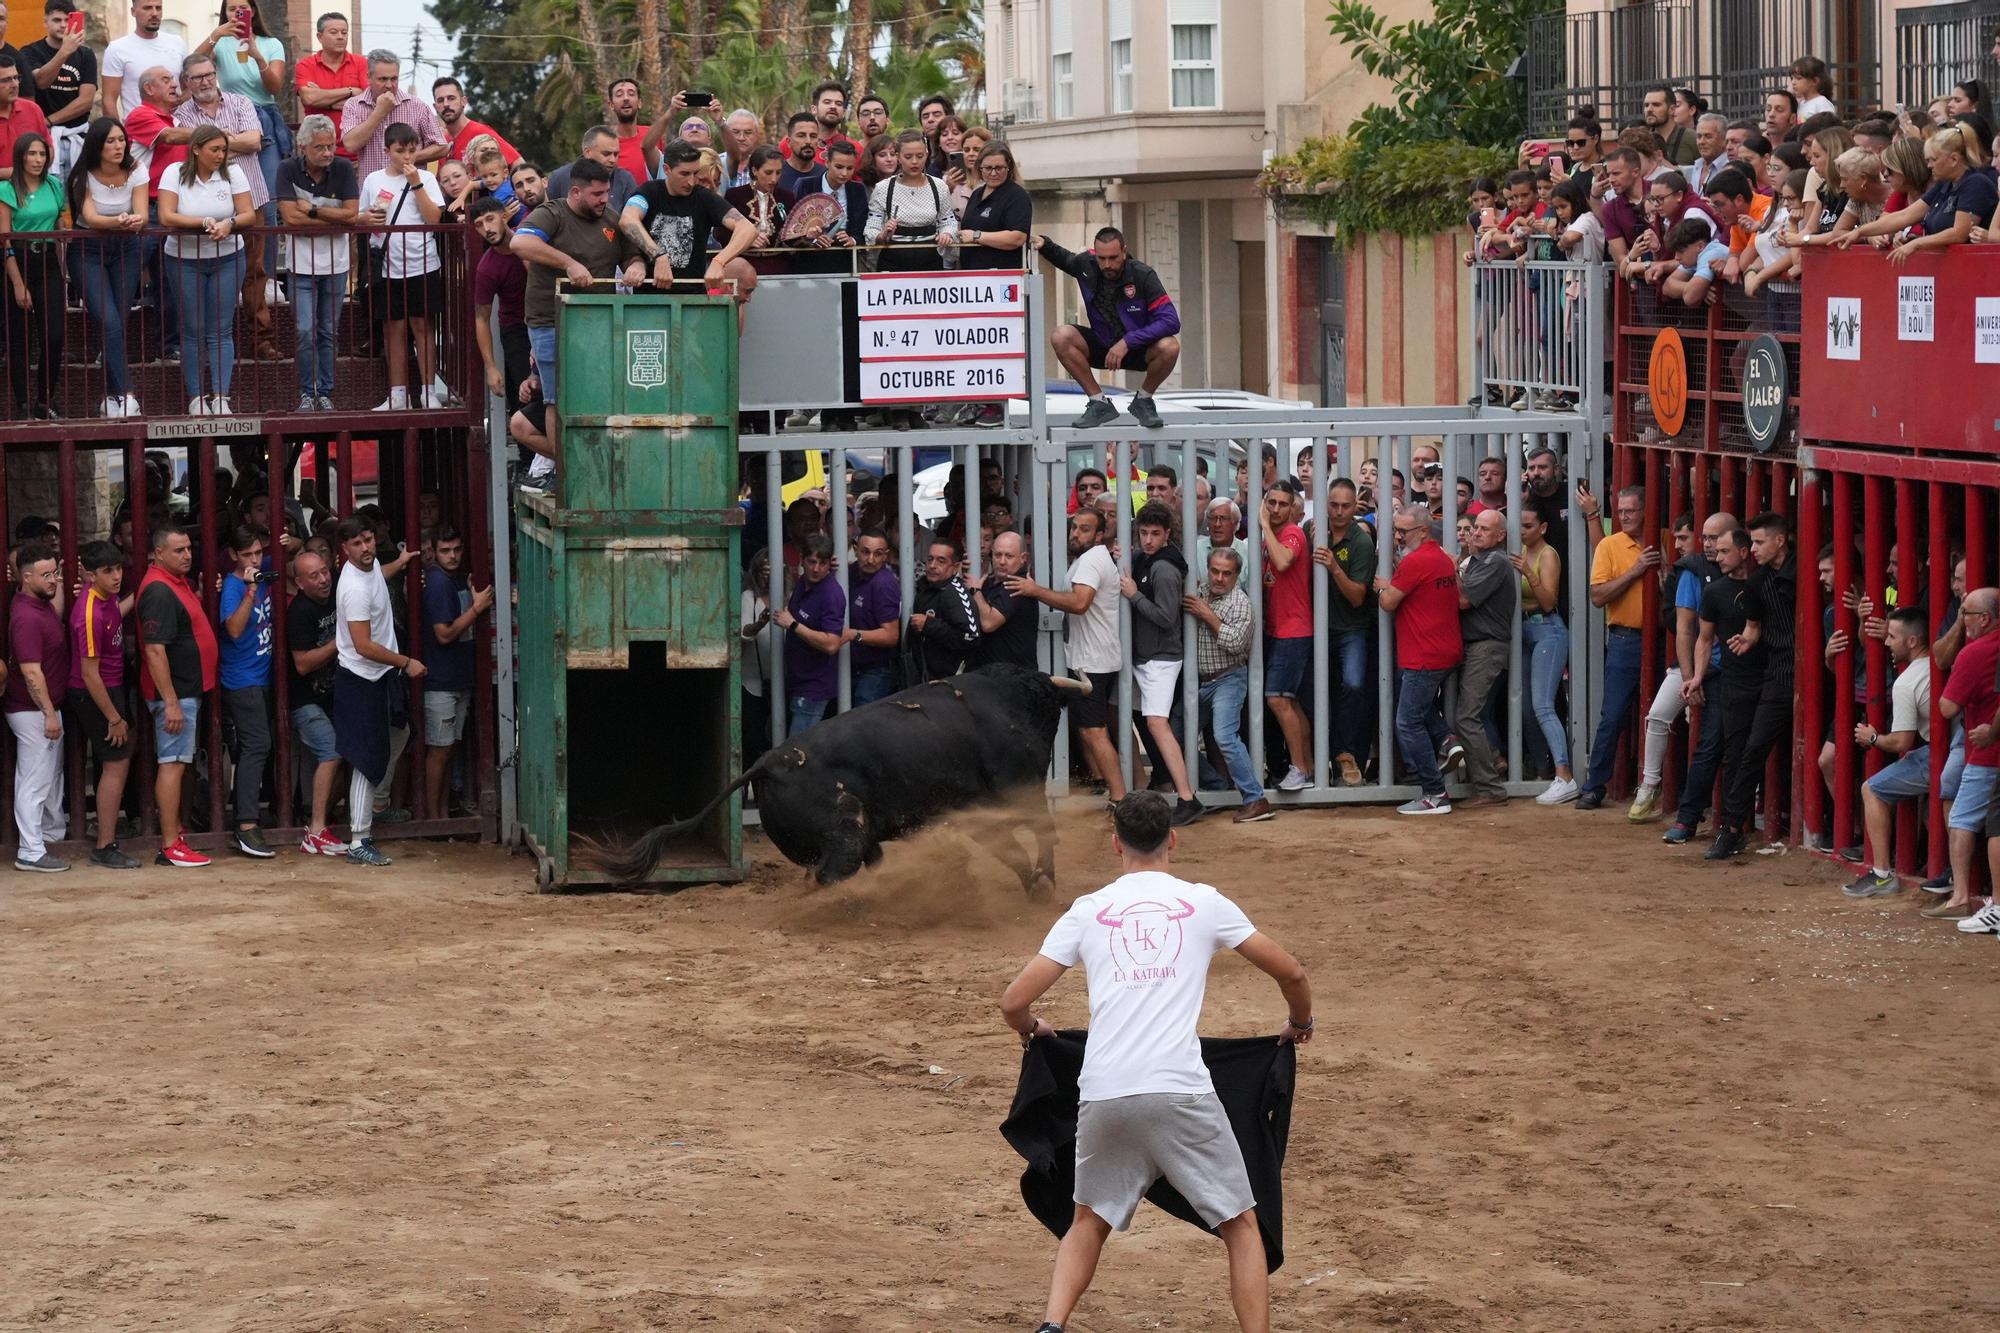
{"left": 1955, "top": 900, "right": 2000, "bottom": 934}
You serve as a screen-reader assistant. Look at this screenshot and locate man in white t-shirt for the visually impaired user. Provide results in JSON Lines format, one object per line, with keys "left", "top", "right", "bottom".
{"left": 1001, "top": 791, "right": 1314, "bottom": 1333}
{"left": 1003, "top": 507, "right": 1127, "bottom": 799}
{"left": 100, "top": 0, "right": 186, "bottom": 118}
{"left": 332, "top": 517, "right": 424, "bottom": 867}
{"left": 1842, "top": 607, "right": 1933, "bottom": 899}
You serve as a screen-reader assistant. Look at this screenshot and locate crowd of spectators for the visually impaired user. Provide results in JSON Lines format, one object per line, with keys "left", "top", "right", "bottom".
{"left": 1, "top": 455, "right": 492, "bottom": 872}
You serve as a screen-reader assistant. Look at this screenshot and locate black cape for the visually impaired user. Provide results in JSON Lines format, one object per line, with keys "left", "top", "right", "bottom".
{"left": 998, "top": 1030, "right": 1295, "bottom": 1272}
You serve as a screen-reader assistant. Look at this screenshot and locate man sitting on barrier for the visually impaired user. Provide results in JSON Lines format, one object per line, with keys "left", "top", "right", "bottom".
{"left": 1839, "top": 608, "right": 1934, "bottom": 899}
{"left": 1033, "top": 226, "right": 1181, "bottom": 431}
{"left": 620, "top": 138, "right": 761, "bottom": 331}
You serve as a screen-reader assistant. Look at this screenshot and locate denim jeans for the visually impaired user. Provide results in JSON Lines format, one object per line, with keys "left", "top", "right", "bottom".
{"left": 1673, "top": 678, "right": 1730, "bottom": 828}
{"left": 787, "top": 694, "right": 829, "bottom": 737}
{"left": 1522, "top": 614, "right": 1570, "bottom": 768}
{"left": 293, "top": 271, "right": 345, "bottom": 398}
{"left": 170, "top": 248, "right": 248, "bottom": 399}
{"left": 76, "top": 239, "right": 139, "bottom": 398}
{"left": 851, "top": 666, "right": 897, "bottom": 706}
{"left": 140, "top": 201, "right": 177, "bottom": 350}
{"left": 1584, "top": 627, "right": 1643, "bottom": 793}
{"left": 1197, "top": 667, "right": 1263, "bottom": 803}
{"left": 1396, "top": 666, "right": 1452, "bottom": 797}
{"left": 1328, "top": 629, "right": 1371, "bottom": 760}
{"left": 528, "top": 324, "right": 559, "bottom": 405}
{"left": 251, "top": 103, "right": 290, "bottom": 217}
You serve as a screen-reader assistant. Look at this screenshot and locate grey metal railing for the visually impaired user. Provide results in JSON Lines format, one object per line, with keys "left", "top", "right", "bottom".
{"left": 1710, "top": 0, "right": 1881, "bottom": 123}
{"left": 1469, "top": 259, "right": 1609, "bottom": 445}
{"left": 1609, "top": 0, "right": 1700, "bottom": 124}
{"left": 1895, "top": 0, "right": 1999, "bottom": 110}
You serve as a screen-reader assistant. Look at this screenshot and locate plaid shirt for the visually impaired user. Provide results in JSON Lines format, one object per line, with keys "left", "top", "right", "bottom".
{"left": 1195, "top": 583, "right": 1254, "bottom": 677}
{"left": 339, "top": 85, "right": 448, "bottom": 184}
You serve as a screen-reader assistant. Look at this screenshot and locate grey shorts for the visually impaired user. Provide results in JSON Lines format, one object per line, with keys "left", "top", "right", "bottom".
{"left": 1075, "top": 1091, "right": 1255, "bottom": 1232}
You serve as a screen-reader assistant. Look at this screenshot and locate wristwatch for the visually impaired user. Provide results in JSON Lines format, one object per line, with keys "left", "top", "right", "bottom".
{"left": 308, "top": 202, "right": 320, "bottom": 219}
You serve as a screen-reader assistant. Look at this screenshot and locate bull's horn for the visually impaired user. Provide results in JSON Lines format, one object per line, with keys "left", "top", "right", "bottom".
{"left": 1050, "top": 675, "right": 1093, "bottom": 695}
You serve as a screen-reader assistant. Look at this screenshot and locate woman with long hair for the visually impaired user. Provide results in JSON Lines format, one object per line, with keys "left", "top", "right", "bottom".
{"left": 860, "top": 132, "right": 897, "bottom": 191}
{"left": 1840, "top": 139, "right": 1933, "bottom": 249}
{"left": 66, "top": 117, "right": 147, "bottom": 418}
{"left": 864, "top": 129, "right": 957, "bottom": 274}
{"left": 157, "top": 123, "right": 255, "bottom": 415}
{"left": 1, "top": 132, "right": 68, "bottom": 420}
{"left": 724, "top": 144, "right": 793, "bottom": 247}
{"left": 1512, "top": 506, "right": 1577, "bottom": 805}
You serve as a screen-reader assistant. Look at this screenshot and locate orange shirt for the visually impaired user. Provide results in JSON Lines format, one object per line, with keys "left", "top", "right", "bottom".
{"left": 1727, "top": 191, "right": 1772, "bottom": 255}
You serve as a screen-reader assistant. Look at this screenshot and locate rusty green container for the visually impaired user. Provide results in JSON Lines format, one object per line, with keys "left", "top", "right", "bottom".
{"left": 514, "top": 289, "right": 747, "bottom": 889}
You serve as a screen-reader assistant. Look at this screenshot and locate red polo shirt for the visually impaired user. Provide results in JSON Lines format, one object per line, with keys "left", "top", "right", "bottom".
{"left": 448, "top": 118, "right": 521, "bottom": 165}
{"left": 0, "top": 97, "right": 51, "bottom": 175}
{"left": 294, "top": 50, "right": 369, "bottom": 157}
{"left": 123, "top": 101, "right": 186, "bottom": 182}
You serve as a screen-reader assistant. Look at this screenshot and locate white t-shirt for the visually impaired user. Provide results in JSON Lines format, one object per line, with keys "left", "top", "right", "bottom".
{"left": 1038, "top": 872, "right": 1258, "bottom": 1101}
{"left": 335, "top": 559, "right": 399, "bottom": 680}
{"left": 160, "top": 164, "right": 250, "bottom": 258}
{"left": 361, "top": 167, "right": 446, "bottom": 278}
{"left": 1889, "top": 654, "right": 1933, "bottom": 743}
{"left": 1561, "top": 210, "right": 1606, "bottom": 262}
{"left": 1798, "top": 94, "right": 1836, "bottom": 121}
{"left": 1065, "top": 543, "right": 1123, "bottom": 675}
{"left": 85, "top": 165, "right": 148, "bottom": 221}
{"left": 102, "top": 32, "right": 189, "bottom": 116}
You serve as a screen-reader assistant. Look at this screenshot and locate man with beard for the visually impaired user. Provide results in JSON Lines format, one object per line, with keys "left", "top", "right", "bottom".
{"left": 855, "top": 93, "right": 890, "bottom": 142}
{"left": 470, "top": 198, "right": 528, "bottom": 408}
{"left": 1007, "top": 509, "right": 1125, "bottom": 800}
{"left": 1453, "top": 510, "right": 1514, "bottom": 808}
{"left": 432, "top": 75, "right": 517, "bottom": 164}
{"left": 508, "top": 159, "right": 545, "bottom": 210}
{"left": 7, "top": 541, "right": 68, "bottom": 872}
{"left": 620, "top": 139, "right": 760, "bottom": 328}
{"left": 905, "top": 535, "right": 981, "bottom": 682}
{"left": 511, "top": 158, "right": 643, "bottom": 463}
{"left": 778, "top": 110, "right": 825, "bottom": 195}
{"left": 846, "top": 529, "right": 902, "bottom": 704}
{"left": 1706, "top": 512, "right": 1797, "bottom": 860}
{"left": 603, "top": 76, "right": 651, "bottom": 180}
{"left": 974, "top": 530, "right": 1041, "bottom": 669}
{"left": 804, "top": 80, "right": 854, "bottom": 164}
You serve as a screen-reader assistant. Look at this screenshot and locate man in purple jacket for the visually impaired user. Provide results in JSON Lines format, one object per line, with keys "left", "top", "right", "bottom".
{"left": 1034, "top": 227, "right": 1182, "bottom": 431}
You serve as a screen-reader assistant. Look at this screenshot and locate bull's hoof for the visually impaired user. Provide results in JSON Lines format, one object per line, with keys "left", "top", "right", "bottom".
{"left": 1026, "top": 871, "right": 1058, "bottom": 902}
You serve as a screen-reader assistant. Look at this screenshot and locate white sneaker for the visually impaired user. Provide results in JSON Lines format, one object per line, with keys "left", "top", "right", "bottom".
{"left": 1536, "top": 776, "right": 1580, "bottom": 806}
{"left": 120, "top": 394, "right": 141, "bottom": 418}
{"left": 210, "top": 394, "right": 233, "bottom": 416}
{"left": 188, "top": 395, "right": 209, "bottom": 417}
{"left": 1276, "top": 766, "right": 1313, "bottom": 792}
{"left": 1397, "top": 795, "right": 1452, "bottom": 816}
{"left": 101, "top": 396, "right": 124, "bottom": 418}
{"left": 1955, "top": 900, "right": 2000, "bottom": 934}
{"left": 377, "top": 388, "right": 410, "bottom": 411}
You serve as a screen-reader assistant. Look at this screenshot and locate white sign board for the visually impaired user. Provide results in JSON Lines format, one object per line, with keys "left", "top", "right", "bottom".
{"left": 860, "top": 359, "right": 1027, "bottom": 404}
{"left": 1977, "top": 297, "right": 2000, "bottom": 365}
{"left": 860, "top": 317, "right": 1027, "bottom": 358}
{"left": 857, "top": 269, "right": 1028, "bottom": 403}
{"left": 1897, "top": 277, "right": 1935, "bottom": 342}
{"left": 1825, "top": 296, "right": 1861, "bottom": 361}
{"left": 856, "top": 271, "right": 1028, "bottom": 317}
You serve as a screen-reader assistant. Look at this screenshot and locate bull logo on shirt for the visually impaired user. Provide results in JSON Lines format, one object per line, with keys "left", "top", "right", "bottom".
{"left": 1096, "top": 898, "right": 1194, "bottom": 982}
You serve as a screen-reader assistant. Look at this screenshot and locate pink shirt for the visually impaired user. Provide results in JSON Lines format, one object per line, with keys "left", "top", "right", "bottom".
{"left": 338, "top": 85, "right": 447, "bottom": 183}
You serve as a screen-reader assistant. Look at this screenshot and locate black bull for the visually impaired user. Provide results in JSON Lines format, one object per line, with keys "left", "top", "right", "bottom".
{"left": 588, "top": 665, "right": 1090, "bottom": 889}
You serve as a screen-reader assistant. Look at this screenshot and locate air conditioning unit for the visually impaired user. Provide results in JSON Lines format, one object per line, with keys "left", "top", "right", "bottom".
{"left": 1007, "top": 79, "right": 1042, "bottom": 124}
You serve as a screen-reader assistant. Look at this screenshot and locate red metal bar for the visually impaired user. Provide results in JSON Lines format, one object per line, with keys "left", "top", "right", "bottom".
{"left": 1829, "top": 470, "right": 1855, "bottom": 853}
{"left": 1797, "top": 469, "right": 1825, "bottom": 849}
{"left": 1892, "top": 478, "right": 1919, "bottom": 874}
{"left": 127, "top": 436, "right": 155, "bottom": 835}
{"left": 1968, "top": 488, "right": 1990, "bottom": 588}
{"left": 198, "top": 439, "right": 226, "bottom": 838}
{"left": 337, "top": 429, "right": 355, "bottom": 519}
{"left": 1744, "top": 458, "right": 1764, "bottom": 519}
{"left": 1926, "top": 481, "right": 1949, "bottom": 880}
{"left": 267, "top": 434, "right": 293, "bottom": 831}
{"left": 1719, "top": 453, "right": 1739, "bottom": 521}
{"left": 401, "top": 427, "right": 429, "bottom": 820}
{"left": 57, "top": 437, "right": 86, "bottom": 836}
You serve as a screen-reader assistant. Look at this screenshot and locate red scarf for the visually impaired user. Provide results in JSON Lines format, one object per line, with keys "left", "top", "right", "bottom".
{"left": 136, "top": 565, "right": 220, "bottom": 700}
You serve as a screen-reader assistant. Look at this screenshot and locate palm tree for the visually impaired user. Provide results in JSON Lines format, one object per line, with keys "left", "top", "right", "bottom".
{"left": 846, "top": 0, "right": 875, "bottom": 100}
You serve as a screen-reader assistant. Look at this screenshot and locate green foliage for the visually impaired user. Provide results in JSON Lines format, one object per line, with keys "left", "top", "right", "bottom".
{"left": 1258, "top": 136, "right": 1513, "bottom": 242}
{"left": 1261, "top": 0, "right": 1550, "bottom": 240}
{"left": 1326, "top": 0, "right": 1555, "bottom": 150}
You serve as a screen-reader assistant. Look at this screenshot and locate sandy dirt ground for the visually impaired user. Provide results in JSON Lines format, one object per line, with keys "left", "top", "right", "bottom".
{"left": 4, "top": 800, "right": 1999, "bottom": 1332}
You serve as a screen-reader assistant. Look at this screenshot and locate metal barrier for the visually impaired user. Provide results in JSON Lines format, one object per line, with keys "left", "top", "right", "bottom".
{"left": 1469, "top": 260, "right": 1610, "bottom": 445}
{"left": 1613, "top": 277, "right": 1803, "bottom": 456}
{"left": 740, "top": 398, "right": 1612, "bottom": 811}
{"left": 0, "top": 222, "right": 478, "bottom": 442}
{"left": 0, "top": 429, "right": 497, "bottom": 857}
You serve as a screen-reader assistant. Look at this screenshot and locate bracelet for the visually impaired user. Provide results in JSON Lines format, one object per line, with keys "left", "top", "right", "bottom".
{"left": 1286, "top": 1015, "right": 1314, "bottom": 1032}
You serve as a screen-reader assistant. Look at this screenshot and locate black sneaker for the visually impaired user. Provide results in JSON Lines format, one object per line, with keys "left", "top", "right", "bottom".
{"left": 1074, "top": 397, "right": 1120, "bottom": 429}
{"left": 1171, "top": 797, "right": 1205, "bottom": 826}
{"left": 1920, "top": 870, "right": 1953, "bottom": 893}
{"left": 1129, "top": 395, "right": 1163, "bottom": 429}
{"left": 1575, "top": 788, "right": 1605, "bottom": 811}
{"left": 234, "top": 826, "right": 277, "bottom": 858}
{"left": 1035, "top": 1325, "right": 1064, "bottom": 1333}
{"left": 1838, "top": 845, "right": 1865, "bottom": 864}
{"left": 1841, "top": 869, "right": 1900, "bottom": 898}
{"left": 1704, "top": 829, "right": 1745, "bottom": 861}
{"left": 89, "top": 843, "right": 142, "bottom": 870}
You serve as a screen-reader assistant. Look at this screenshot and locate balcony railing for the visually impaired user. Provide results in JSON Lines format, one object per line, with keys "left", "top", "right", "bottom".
{"left": 1525, "top": 10, "right": 1609, "bottom": 136}
{"left": 1895, "top": 0, "right": 2000, "bottom": 110}
{"left": 0, "top": 221, "right": 478, "bottom": 443}
{"left": 1608, "top": 0, "right": 1700, "bottom": 124}
{"left": 1709, "top": 0, "right": 1881, "bottom": 123}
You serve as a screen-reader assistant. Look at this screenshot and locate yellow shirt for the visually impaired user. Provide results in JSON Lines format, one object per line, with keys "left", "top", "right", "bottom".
{"left": 1591, "top": 531, "right": 1646, "bottom": 629}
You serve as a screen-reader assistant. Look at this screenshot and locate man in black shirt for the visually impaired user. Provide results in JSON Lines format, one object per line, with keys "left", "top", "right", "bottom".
{"left": 906, "top": 535, "right": 981, "bottom": 681}
{"left": 20, "top": 1, "right": 96, "bottom": 162}
{"left": 288, "top": 549, "right": 349, "bottom": 856}
{"left": 1707, "top": 512, "right": 1795, "bottom": 859}
{"left": 619, "top": 138, "right": 760, "bottom": 327}
{"left": 975, "top": 530, "right": 1040, "bottom": 668}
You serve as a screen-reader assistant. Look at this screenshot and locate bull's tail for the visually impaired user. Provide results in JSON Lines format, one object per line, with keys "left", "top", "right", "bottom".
{"left": 577, "top": 761, "right": 765, "bottom": 884}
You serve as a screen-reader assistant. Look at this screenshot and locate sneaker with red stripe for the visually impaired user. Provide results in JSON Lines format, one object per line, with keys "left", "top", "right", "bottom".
{"left": 300, "top": 828, "right": 352, "bottom": 856}
{"left": 155, "top": 837, "right": 210, "bottom": 868}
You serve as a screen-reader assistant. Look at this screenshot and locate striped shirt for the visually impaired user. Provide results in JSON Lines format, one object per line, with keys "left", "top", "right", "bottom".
{"left": 69, "top": 585, "right": 126, "bottom": 690}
